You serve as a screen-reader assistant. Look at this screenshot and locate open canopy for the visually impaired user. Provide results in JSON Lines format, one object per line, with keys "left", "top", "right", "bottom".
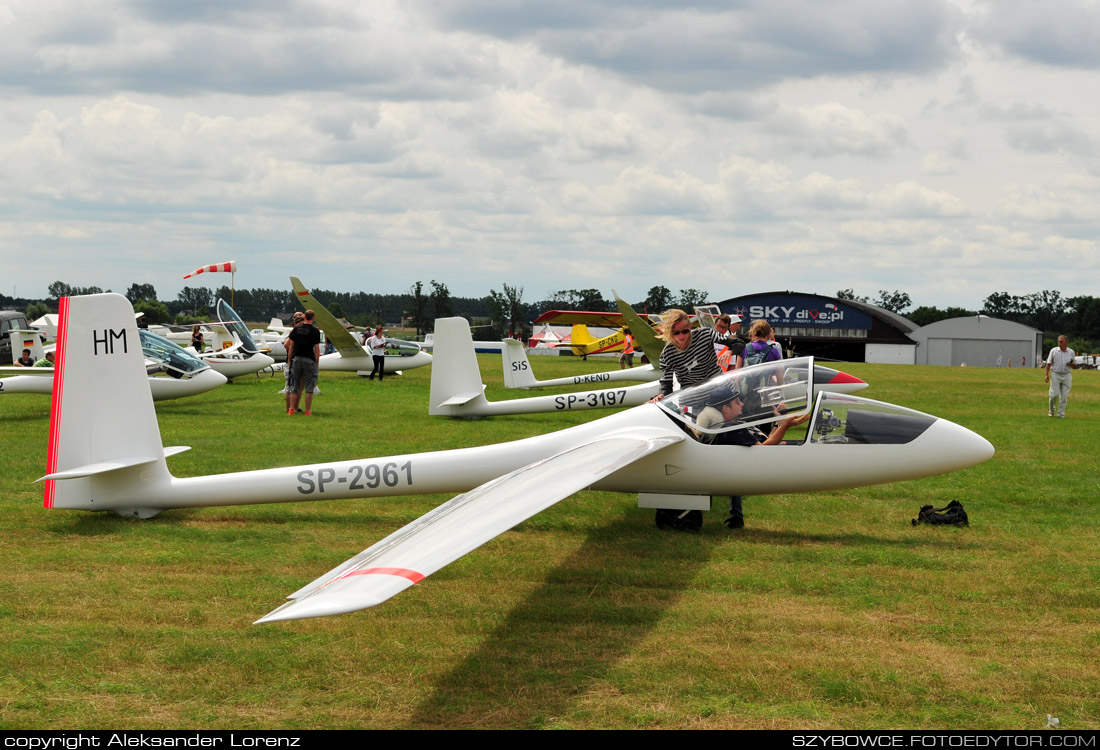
{"left": 216, "top": 299, "right": 261, "bottom": 354}
{"left": 139, "top": 329, "right": 209, "bottom": 377}
{"left": 658, "top": 355, "right": 938, "bottom": 446}
{"left": 659, "top": 356, "right": 815, "bottom": 435}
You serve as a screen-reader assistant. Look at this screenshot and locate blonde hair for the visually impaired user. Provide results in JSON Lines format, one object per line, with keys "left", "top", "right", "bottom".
{"left": 659, "top": 309, "right": 691, "bottom": 345}
{"left": 748, "top": 319, "right": 773, "bottom": 340}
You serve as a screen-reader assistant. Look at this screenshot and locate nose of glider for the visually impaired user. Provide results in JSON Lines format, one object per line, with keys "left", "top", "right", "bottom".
{"left": 926, "top": 417, "right": 996, "bottom": 472}
{"left": 195, "top": 367, "right": 229, "bottom": 390}
{"left": 815, "top": 366, "right": 869, "bottom": 394}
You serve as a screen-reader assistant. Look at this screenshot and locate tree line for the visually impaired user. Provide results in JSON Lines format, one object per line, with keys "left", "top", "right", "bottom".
{"left": 3, "top": 282, "right": 1096, "bottom": 350}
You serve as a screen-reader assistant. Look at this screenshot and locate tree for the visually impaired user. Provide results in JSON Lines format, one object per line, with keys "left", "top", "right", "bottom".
{"left": 178, "top": 287, "right": 214, "bottom": 314}
{"left": 1022, "top": 290, "right": 1065, "bottom": 333}
{"left": 429, "top": 280, "right": 452, "bottom": 329}
{"left": 49, "top": 281, "right": 103, "bottom": 297}
{"left": 125, "top": 283, "right": 157, "bottom": 303}
{"left": 549, "top": 288, "right": 606, "bottom": 311}
{"left": 133, "top": 299, "right": 171, "bottom": 325}
{"left": 25, "top": 301, "right": 49, "bottom": 321}
{"left": 982, "top": 291, "right": 1021, "bottom": 320}
{"left": 488, "top": 284, "right": 525, "bottom": 338}
{"left": 48, "top": 281, "right": 73, "bottom": 299}
{"left": 836, "top": 288, "right": 869, "bottom": 303}
{"left": 643, "top": 285, "right": 673, "bottom": 312}
{"left": 407, "top": 281, "right": 425, "bottom": 337}
{"left": 909, "top": 305, "right": 974, "bottom": 327}
{"left": 676, "top": 289, "right": 709, "bottom": 309}
{"left": 1067, "top": 296, "right": 1100, "bottom": 345}
{"left": 875, "top": 290, "right": 911, "bottom": 314}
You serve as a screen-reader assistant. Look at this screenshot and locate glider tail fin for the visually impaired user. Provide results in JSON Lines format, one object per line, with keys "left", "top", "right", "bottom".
{"left": 428, "top": 317, "right": 488, "bottom": 415}
{"left": 12, "top": 329, "right": 46, "bottom": 361}
{"left": 41, "top": 294, "right": 171, "bottom": 516}
{"left": 501, "top": 338, "right": 538, "bottom": 389}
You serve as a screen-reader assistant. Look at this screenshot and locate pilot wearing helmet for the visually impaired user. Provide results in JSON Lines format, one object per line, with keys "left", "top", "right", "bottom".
{"left": 695, "top": 383, "right": 811, "bottom": 528}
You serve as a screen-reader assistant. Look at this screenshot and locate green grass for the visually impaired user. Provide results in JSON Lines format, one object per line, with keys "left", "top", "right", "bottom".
{"left": 1, "top": 357, "right": 1098, "bottom": 729}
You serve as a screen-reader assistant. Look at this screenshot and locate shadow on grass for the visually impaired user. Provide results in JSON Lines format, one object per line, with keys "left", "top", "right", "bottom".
{"left": 743, "top": 527, "right": 982, "bottom": 552}
{"left": 407, "top": 512, "right": 714, "bottom": 729}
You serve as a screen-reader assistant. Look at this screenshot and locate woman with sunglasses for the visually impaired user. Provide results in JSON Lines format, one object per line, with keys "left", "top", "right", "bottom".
{"left": 650, "top": 308, "right": 741, "bottom": 403}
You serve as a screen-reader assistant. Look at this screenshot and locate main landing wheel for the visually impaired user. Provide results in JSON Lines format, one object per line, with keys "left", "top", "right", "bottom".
{"left": 655, "top": 508, "right": 703, "bottom": 531}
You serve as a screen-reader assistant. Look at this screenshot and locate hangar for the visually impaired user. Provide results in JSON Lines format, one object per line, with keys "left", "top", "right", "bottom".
{"left": 717, "top": 292, "right": 918, "bottom": 364}
{"left": 910, "top": 316, "right": 1043, "bottom": 368}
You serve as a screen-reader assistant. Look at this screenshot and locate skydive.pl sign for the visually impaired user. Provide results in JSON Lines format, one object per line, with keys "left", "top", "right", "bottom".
{"left": 728, "top": 294, "right": 872, "bottom": 330}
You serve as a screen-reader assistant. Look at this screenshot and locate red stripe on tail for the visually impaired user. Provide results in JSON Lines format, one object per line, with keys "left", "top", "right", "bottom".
{"left": 44, "top": 297, "right": 70, "bottom": 509}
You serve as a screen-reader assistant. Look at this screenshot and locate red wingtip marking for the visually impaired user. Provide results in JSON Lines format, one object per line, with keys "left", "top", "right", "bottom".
{"left": 342, "top": 567, "right": 425, "bottom": 584}
{"left": 297, "top": 290, "right": 310, "bottom": 297}
{"left": 828, "top": 371, "right": 866, "bottom": 385}
{"left": 44, "top": 297, "right": 71, "bottom": 509}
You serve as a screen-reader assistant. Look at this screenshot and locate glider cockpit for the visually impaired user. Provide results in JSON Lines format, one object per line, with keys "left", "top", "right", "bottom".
{"left": 657, "top": 356, "right": 938, "bottom": 448}
{"left": 657, "top": 357, "right": 813, "bottom": 436}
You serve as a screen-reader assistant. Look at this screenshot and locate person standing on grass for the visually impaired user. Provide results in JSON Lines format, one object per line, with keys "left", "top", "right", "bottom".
{"left": 282, "top": 312, "right": 305, "bottom": 412}
{"left": 286, "top": 310, "right": 321, "bottom": 416}
{"left": 619, "top": 328, "right": 634, "bottom": 369}
{"left": 367, "top": 325, "right": 387, "bottom": 381}
{"left": 1045, "top": 335, "right": 1076, "bottom": 418}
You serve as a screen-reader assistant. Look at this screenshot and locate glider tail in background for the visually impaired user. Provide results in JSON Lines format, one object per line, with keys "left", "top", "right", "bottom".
{"left": 39, "top": 293, "right": 176, "bottom": 517}
{"left": 501, "top": 339, "right": 540, "bottom": 389}
{"left": 428, "top": 318, "right": 491, "bottom": 415}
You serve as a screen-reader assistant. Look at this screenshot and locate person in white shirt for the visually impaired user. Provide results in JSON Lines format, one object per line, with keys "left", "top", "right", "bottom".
{"left": 366, "top": 325, "right": 387, "bottom": 381}
{"left": 1044, "top": 335, "right": 1076, "bottom": 418}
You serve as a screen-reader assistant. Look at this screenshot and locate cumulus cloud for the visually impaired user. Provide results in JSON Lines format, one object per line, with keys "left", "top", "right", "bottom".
{"left": 432, "top": 0, "right": 964, "bottom": 93}
{"left": 769, "top": 103, "right": 909, "bottom": 157}
{"left": 970, "top": 0, "right": 1100, "bottom": 68}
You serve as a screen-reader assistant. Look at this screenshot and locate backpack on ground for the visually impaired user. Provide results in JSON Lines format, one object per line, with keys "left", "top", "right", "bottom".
{"left": 911, "top": 500, "right": 969, "bottom": 527}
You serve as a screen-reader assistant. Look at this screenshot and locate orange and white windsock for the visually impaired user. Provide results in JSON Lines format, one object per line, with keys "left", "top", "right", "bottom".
{"left": 183, "top": 261, "right": 237, "bottom": 279}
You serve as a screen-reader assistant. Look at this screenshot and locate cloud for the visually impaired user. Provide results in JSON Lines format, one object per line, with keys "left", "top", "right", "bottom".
{"left": 431, "top": 0, "right": 964, "bottom": 93}
{"left": 769, "top": 102, "right": 909, "bottom": 157}
{"left": 970, "top": 0, "right": 1100, "bottom": 69}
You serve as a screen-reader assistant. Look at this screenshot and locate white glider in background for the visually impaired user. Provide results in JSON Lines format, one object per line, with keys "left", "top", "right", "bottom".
{"left": 501, "top": 339, "right": 661, "bottom": 389}
{"left": 2, "top": 323, "right": 225, "bottom": 401}
{"left": 290, "top": 277, "right": 433, "bottom": 375}
{"left": 39, "top": 294, "right": 993, "bottom": 623}
{"left": 432, "top": 318, "right": 867, "bottom": 417}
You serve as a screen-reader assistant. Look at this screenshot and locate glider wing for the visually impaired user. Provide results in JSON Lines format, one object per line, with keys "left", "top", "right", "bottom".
{"left": 613, "top": 290, "right": 666, "bottom": 365}
{"left": 256, "top": 427, "right": 685, "bottom": 623}
{"left": 289, "top": 277, "right": 368, "bottom": 359}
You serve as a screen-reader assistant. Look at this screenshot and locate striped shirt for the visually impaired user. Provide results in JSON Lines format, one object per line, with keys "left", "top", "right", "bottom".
{"left": 658, "top": 327, "right": 739, "bottom": 396}
{"left": 1046, "top": 346, "right": 1075, "bottom": 374}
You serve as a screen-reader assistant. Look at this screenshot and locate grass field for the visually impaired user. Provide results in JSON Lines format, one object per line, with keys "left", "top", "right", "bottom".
{"left": 1, "top": 354, "right": 1098, "bottom": 730}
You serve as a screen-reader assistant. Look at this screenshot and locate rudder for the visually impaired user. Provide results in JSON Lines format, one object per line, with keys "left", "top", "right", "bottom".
{"left": 43, "top": 294, "right": 170, "bottom": 513}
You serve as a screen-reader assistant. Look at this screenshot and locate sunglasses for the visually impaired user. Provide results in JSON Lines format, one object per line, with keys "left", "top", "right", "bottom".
{"left": 672, "top": 328, "right": 691, "bottom": 337}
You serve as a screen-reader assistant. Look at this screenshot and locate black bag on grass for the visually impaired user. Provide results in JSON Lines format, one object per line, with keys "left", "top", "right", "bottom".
{"left": 912, "top": 500, "right": 969, "bottom": 527}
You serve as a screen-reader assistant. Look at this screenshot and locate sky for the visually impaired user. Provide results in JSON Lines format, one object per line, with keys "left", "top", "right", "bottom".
{"left": 2, "top": 0, "right": 1098, "bottom": 310}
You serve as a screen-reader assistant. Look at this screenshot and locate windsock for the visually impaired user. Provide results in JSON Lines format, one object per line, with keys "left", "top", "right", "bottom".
{"left": 184, "top": 261, "right": 237, "bottom": 279}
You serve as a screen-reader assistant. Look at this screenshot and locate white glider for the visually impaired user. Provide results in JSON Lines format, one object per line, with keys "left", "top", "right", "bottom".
{"left": 501, "top": 338, "right": 661, "bottom": 389}
{"left": 2, "top": 325, "right": 225, "bottom": 401}
{"left": 40, "top": 294, "right": 993, "bottom": 624}
{"left": 290, "top": 277, "right": 433, "bottom": 375}
{"left": 432, "top": 318, "right": 867, "bottom": 417}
